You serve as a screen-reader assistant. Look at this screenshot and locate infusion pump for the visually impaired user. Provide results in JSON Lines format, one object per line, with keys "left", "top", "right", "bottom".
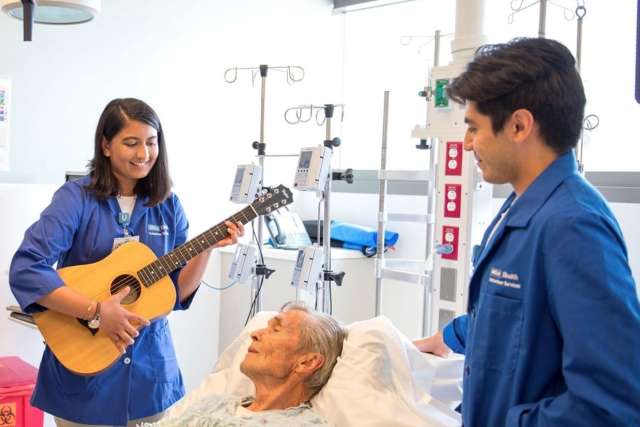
{"left": 228, "top": 244, "right": 258, "bottom": 284}
{"left": 230, "top": 164, "right": 262, "bottom": 204}
{"left": 290, "top": 245, "right": 324, "bottom": 289}
{"left": 293, "top": 146, "right": 332, "bottom": 192}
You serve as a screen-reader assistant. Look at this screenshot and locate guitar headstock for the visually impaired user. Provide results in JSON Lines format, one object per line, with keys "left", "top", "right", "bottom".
{"left": 251, "top": 185, "right": 294, "bottom": 215}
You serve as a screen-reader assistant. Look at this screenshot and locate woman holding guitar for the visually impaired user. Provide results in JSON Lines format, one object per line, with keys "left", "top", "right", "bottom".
{"left": 9, "top": 98, "right": 243, "bottom": 426}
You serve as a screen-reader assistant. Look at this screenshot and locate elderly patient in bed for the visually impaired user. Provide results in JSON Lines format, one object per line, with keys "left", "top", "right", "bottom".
{"left": 146, "top": 302, "right": 347, "bottom": 427}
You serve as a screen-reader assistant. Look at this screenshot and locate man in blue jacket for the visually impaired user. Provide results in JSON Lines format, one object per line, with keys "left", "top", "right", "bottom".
{"left": 414, "top": 37, "right": 640, "bottom": 426}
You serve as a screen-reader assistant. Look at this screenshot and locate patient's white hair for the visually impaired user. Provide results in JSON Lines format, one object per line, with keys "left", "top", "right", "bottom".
{"left": 281, "top": 301, "right": 347, "bottom": 399}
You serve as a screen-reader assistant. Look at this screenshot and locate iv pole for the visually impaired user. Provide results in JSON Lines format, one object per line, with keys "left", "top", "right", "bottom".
{"left": 319, "top": 104, "right": 347, "bottom": 314}
{"left": 224, "top": 64, "right": 304, "bottom": 316}
{"left": 284, "top": 103, "right": 350, "bottom": 313}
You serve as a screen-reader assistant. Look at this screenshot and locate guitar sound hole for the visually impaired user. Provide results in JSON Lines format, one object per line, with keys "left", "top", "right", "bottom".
{"left": 111, "top": 274, "right": 141, "bottom": 305}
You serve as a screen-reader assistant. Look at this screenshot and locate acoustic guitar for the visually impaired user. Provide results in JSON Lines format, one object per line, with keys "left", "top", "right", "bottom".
{"left": 32, "top": 185, "right": 292, "bottom": 376}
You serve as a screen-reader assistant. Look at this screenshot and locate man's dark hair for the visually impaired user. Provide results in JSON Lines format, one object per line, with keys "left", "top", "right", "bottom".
{"left": 446, "top": 37, "right": 586, "bottom": 154}
{"left": 86, "top": 98, "right": 172, "bottom": 206}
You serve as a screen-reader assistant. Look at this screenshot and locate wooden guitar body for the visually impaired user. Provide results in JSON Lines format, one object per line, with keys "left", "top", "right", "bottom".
{"left": 32, "top": 241, "right": 176, "bottom": 376}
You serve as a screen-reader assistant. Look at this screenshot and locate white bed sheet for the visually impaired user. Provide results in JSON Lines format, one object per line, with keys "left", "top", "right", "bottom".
{"left": 168, "top": 312, "right": 463, "bottom": 427}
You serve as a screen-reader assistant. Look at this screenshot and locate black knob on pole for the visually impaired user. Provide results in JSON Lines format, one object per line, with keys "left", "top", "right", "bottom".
{"left": 332, "top": 168, "right": 354, "bottom": 184}
{"left": 324, "top": 271, "right": 345, "bottom": 286}
{"left": 324, "top": 104, "right": 334, "bottom": 119}
{"left": 344, "top": 168, "right": 354, "bottom": 184}
{"left": 252, "top": 141, "right": 266, "bottom": 156}
{"left": 415, "top": 139, "right": 431, "bottom": 150}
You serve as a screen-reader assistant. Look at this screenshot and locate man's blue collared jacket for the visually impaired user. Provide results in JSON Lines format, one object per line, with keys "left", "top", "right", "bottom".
{"left": 444, "top": 152, "right": 640, "bottom": 426}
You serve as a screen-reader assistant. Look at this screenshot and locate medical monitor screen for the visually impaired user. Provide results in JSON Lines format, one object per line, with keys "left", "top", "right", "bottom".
{"left": 295, "top": 249, "right": 305, "bottom": 269}
{"left": 298, "top": 151, "right": 312, "bottom": 169}
{"left": 233, "top": 167, "right": 244, "bottom": 185}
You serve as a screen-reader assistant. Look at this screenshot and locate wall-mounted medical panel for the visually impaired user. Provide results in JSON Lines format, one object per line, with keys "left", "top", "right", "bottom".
{"left": 444, "top": 141, "right": 463, "bottom": 176}
{"left": 444, "top": 184, "right": 462, "bottom": 218}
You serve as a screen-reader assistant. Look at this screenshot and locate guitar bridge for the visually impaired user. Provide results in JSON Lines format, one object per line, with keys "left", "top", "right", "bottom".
{"left": 77, "top": 318, "right": 98, "bottom": 336}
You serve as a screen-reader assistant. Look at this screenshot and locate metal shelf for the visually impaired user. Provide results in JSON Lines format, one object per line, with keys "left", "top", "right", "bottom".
{"left": 378, "top": 258, "right": 432, "bottom": 287}
{"left": 378, "top": 169, "right": 433, "bottom": 182}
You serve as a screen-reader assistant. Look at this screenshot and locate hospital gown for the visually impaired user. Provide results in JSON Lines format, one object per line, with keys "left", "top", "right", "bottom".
{"left": 141, "top": 395, "right": 332, "bottom": 427}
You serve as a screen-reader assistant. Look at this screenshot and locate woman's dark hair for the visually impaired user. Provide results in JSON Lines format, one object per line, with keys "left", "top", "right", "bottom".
{"left": 86, "top": 98, "right": 172, "bottom": 206}
{"left": 446, "top": 37, "right": 586, "bottom": 154}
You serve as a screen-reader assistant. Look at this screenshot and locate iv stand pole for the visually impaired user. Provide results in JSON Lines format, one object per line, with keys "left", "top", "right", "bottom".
{"left": 250, "top": 64, "right": 269, "bottom": 314}
{"left": 225, "top": 64, "right": 304, "bottom": 318}
{"left": 318, "top": 104, "right": 347, "bottom": 314}
{"left": 320, "top": 105, "right": 334, "bottom": 313}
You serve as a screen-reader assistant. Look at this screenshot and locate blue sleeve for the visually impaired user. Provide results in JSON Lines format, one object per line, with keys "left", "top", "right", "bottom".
{"left": 443, "top": 314, "right": 468, "bottom": 354}
{"left": 9, "top": 183, "right": 83, "bottom": 313}
{"left": 507, "top": 214, "right": 640, "bottom": 427}
{"left": 170, "top": 193, "right": 194, "bottom": 311}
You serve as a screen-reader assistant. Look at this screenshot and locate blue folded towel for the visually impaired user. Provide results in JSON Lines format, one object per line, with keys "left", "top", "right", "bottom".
{"left": 330, "top": 220, "right": 399, "bottom": 257}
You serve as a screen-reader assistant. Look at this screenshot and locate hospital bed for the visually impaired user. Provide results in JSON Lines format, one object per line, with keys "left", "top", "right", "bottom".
{"left": 167, "top": 312, "right": 464, "bottom": 427}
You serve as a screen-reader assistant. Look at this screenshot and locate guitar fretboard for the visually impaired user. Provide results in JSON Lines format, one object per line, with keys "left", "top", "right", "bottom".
{"left": 137, "top": 205, "right": 256, "bottom": 287}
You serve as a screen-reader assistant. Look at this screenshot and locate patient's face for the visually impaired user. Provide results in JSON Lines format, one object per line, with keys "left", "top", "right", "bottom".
{"left": 240, "top": 310, "right": 307, "bottom": 381}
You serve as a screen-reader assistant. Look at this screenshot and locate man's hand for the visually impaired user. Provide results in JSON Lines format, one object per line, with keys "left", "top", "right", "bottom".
{"left": 100, "top": 286, "right": 150, "bottom": 354}
{"left": 413, "top": 331, "right": 452, "bottom": 357}
{"left": 213, "top": 221, "right": 244, "bottom": 249}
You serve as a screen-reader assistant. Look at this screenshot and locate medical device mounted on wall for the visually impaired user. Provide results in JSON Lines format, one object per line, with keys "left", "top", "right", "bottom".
{"left": 375, "top": 0, "right": 492, "bottom": 337}
{"left": 32, "top": 185, "right": 292, "bottom": 376}
{"left": 418, "top": 1, "right": 493, "bottom": 334}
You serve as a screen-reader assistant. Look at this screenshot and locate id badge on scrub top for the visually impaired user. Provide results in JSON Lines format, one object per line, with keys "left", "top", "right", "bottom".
{"left": 112, "top": 211, "right": 139, "bottom": 251}
{"left": 112, "top": 235, "right": 139, "bottom": 251}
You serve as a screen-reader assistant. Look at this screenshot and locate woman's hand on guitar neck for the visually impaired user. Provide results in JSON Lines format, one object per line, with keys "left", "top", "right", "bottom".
{"left": 100, "top": 286, "right": 151, "bottom": 354}
{"left": 212, "top": 221, "right": 245, "bottom": 249}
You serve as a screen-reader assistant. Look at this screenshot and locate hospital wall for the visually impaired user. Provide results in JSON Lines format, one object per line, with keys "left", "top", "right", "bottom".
{"left": 0, "top": 1, "right": 639, "bottom": 426}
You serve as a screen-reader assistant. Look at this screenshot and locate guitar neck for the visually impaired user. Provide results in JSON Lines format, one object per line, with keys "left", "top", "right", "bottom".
{"left": 137, "top": 205, "right": 257, "bottom": 287}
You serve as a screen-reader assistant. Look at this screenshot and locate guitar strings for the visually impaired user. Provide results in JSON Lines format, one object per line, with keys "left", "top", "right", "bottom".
{"left": 87, "top": 275, "right": 142, "bottom": 301}
{"left": 84, "top": 209, "right": 257, "bottom": 301}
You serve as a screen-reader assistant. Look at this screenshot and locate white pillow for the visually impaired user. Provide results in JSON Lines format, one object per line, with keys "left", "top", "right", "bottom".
{"left": 168, "top": 312, "right": 463, "bottom": 427}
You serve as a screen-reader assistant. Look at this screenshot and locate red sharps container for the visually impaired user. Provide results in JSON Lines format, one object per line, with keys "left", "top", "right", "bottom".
{"left": 0, "top": 356, "right": 43, "bottom": 427}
